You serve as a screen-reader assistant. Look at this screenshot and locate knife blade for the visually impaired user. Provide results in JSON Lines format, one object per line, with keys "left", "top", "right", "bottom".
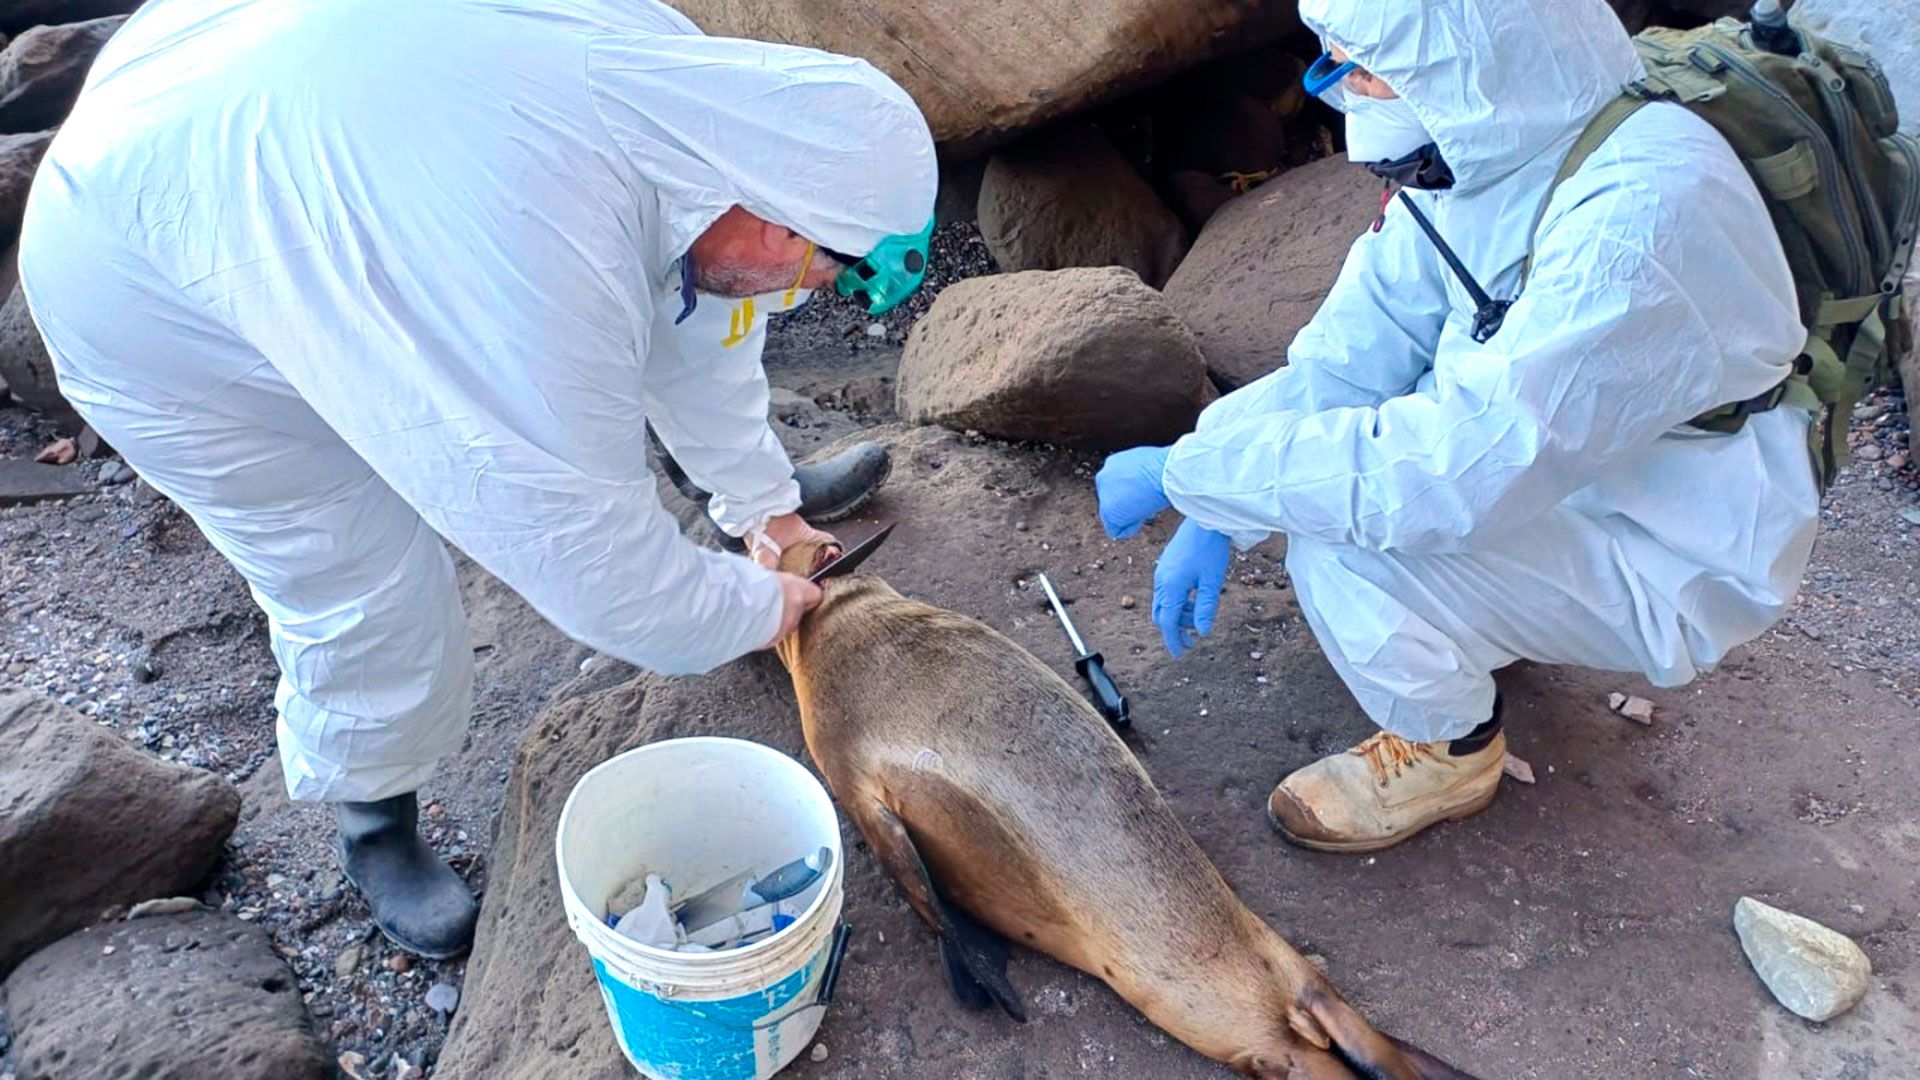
{"left": 810, "top": 523, "right": 896, "bottom": 583}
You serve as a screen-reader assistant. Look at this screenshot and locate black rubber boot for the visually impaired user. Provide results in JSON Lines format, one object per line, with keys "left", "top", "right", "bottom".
{"left": 653, "top": 430, "right": 892, "bottom": 551}
{"left": 335, "top": 793, "right": 479, "bottom": 959}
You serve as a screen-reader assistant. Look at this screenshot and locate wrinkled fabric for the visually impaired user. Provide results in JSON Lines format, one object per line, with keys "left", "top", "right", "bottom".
{"left": 19, "top": 0, "right": 936, "bottom": 799}
{"left": 1162, "top": 0, "right": 1816, "bottom": 740}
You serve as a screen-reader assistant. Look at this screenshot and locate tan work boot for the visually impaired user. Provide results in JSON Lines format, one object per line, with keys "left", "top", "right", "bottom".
{"left": 1268, "top": 730, "right": 1506, "bottom": 853}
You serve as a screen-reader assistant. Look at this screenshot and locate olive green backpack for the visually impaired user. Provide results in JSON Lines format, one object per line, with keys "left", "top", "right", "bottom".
{"left": 1532, "top": 14, "right": 1920, "bottom": 487}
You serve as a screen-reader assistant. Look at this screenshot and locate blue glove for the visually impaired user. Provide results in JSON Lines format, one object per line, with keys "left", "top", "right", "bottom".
{"left": 1152, "top": 519, "right": 1231, "bottom": 657}
{"left": 1095, "top": 445, "right": 1173, "bottom": 540}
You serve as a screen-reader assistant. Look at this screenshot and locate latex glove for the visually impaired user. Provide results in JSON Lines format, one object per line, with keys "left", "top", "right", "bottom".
{"left": 1095, "top": 445, "right": 1173, "bottom": 540}
{"left": 1152, "top": 518, "right": 1231, "bottom": 657}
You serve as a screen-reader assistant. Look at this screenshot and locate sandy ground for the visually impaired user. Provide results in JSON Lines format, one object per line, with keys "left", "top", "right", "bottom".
{"left": 2, "top": 283, "right": 1917, "bottom": 1077}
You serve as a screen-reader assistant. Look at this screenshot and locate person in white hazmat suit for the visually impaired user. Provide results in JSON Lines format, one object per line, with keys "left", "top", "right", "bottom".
{"left": 1097, "top": 0, "right": 1816, "bottom": 853}
{"left": 19, "top": 0, "right": 937, "bottom": 956}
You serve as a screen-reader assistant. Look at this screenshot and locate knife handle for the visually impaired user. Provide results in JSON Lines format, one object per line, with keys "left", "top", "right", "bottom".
{"left": 1074, "top": 653, "right": 1130, "bottom": 728}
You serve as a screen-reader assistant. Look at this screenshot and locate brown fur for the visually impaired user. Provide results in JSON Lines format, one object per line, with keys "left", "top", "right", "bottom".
{"left": 774, "top": 539, "right": 1478, "bottom": 1080}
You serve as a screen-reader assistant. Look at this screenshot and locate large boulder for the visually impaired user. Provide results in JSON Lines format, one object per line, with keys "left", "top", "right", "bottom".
{"left": 0, "top": 279, "right": 79, "bottom": 429}
{"left": 0, "top": 690, "right": 240, "bottom": 976}
{"left": 0, "top": 15, "right": 126, "bottom": 135}
{"left": 666, "top": 0, "right": 1298, "bottom": 153}
{"left": 1161, "top": 154, "right": 1378, "bottom": 389}
{"left": 977, "top": 123, "right": 1190, "bottom": 288}
{"left": 0, "top": 129, "right": 53, "bottom": 251}
{"left": 0, "top": 1, "right": 143, "bottom": 38}
{"left": 2, "top": 909, "right": 328, "bottom": 1079}
{"left": 896, "top": 266, "right": 1213, "bottom": 450}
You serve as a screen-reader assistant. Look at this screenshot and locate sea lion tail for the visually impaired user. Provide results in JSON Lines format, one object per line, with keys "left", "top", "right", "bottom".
{"left": 1293, "top": 984, "right": 1482, "bottom": 1080}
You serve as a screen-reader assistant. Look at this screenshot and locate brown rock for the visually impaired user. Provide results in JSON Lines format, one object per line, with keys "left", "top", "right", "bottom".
{"left": 440, "top": 666, "right": 804, "bottom": 1078}
{"left": 978, "top": 123, "right": 1190, "bottom": 289}
{"left": 0, "top": 16, "right": 128, "bottom": 135}
{"left": 0, "top": 690, "right": 240, "bottom": 976}
{"left": 0, "top": 129, "right": 52, "bottom": 251}
{"left": 3, "top": 910, "right": 327, "bottom": 1080}
{"left": 1162, "top": 155, "right": 1381, "bottom": 389}
{"left": 897, "top": 266, "right": 1213, "bottom": 450}
{"left": 665, "top": 0, "right": 1299, "bottom": 152}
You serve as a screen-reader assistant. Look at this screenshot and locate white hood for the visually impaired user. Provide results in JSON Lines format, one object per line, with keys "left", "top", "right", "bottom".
{"left": 1301, "top": 0, "right": 1643, "bottom": 192}
{"left": 588, "top": 24, "right": 938, "bottom": 263}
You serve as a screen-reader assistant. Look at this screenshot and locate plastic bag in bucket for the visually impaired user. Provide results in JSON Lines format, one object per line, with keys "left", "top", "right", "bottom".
{"left": 557, "top": 737, "right": 850, "bottom": 1080}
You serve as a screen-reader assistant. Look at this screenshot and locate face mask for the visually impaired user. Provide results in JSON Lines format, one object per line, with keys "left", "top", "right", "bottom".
{"left": 1344, "top": 94, "right": 1434, "bottom": 165}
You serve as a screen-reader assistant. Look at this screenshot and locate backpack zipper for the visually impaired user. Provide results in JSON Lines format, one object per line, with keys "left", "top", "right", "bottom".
{"left": 1701, "top": 40, "right": 1872, "bottom": 297}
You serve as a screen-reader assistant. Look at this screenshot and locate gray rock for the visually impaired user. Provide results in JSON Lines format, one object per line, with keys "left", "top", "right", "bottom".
{"left": 1161, "top": 155, "right": 1380, "bottom": 389}
{"left": 0, "top": 129, "right": 52, "bottom": 251}
{"left": 1734, "top": 896, "right": 1873, "bottom": 1022}
{"left": 897, "top": 267, "right": 1214, "bottom": 450}
{"left": 332, "top": 943, "right": 363, "bottom": 979}
{"left": 425, "top": 981, "right": 460, "bottom": 1014}
{"left": 0, "top": 690, "right": 240, "bottom": 976}
{"left": 0, "top": 282, "right": 79, "bottom": 429}
{"left": 0, "top": 459, "right": 90, "bottom": 507}
{"left": 97, "top": 459, "right": 135, "bottom": 486}
{"left": 2, "top": 910, "right": 328, "bottom": 1079}
{"left": 0, "top": 2, "right": 143, "bottom": 39}
{"left": 0, "top": 16, "right": 128, "bottom": 134}
{"left": 978, "top": 123, "right": 1190, "bottom": 289}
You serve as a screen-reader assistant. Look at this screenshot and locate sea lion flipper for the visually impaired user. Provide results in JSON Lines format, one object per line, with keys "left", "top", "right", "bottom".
{"left": 856, "top": 799, "right": 1028, "bottom": 1022}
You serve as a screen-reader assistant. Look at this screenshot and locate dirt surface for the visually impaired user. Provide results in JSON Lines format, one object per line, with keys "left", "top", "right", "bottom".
{"left": 3, "top": 305, "right": 1918, "bottom": 1078}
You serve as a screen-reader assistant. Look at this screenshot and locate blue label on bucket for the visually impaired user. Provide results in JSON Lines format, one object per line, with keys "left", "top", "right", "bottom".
{"left": 591, "top": 953, "right": 821, "bottom": 1080}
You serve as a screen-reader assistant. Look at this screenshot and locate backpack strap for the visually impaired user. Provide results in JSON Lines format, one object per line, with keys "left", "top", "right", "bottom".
{"left": 1519, "top": 94, "right": 1649, "bottom": 290}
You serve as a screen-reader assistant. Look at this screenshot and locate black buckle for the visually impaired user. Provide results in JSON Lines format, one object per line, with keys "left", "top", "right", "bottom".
{"left": 1471, "top": 300, "right": 1512, "bottom": 344}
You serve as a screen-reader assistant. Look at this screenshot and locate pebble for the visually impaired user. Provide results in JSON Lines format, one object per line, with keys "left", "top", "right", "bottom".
{"left": 1120, "top": 595, "right": 1136, "bottom": 609}
{"left": 127, "top": 897, "right": 204, "bottom": 920}
{"left": 99, "top": 460, "right": 136, "bottom": 485}
{"left": 385, "top": 954, "right": 413, "bottom": 974}
{"left": 1891, "top": 451, "right": 1911, "bottom": 471}
{"left": 1014, "top": 520, "right": 1028, "bottom": 532}
{"left": 1855, "top": 443, "right": 1883, "bottom": 462}
{"left": 337, "top": 1050, "right": 369, "bottom": 1080}
{"left": 810, "top": 1043, "right": 831, "bottom": 1063}
{"left": 1734, "top": 897, "right": 1872, "bottom": 1022}
{"left": 334, "top": 944, "right": 364, "bottom": 978}
{"left": 864, "top": 322, "right": 887, "bottom": 339}
{"left": 425, "top": 981, "right": 460, "bottom": 1014}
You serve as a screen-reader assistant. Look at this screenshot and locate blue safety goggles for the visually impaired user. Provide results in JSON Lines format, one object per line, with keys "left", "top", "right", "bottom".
{"left": 1303, "top": 51, "right": 1358, "bottom": 97}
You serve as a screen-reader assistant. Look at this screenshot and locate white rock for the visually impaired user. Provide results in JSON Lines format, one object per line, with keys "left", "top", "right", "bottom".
{"left": 810, "top": 1043, "right": 830, "bottom": 1062}
{"left": 126, "top": 897, "right": 205, "bottom": 920}
{"left": 1734, "top": 896, "right": 1873, "bottom": 1022}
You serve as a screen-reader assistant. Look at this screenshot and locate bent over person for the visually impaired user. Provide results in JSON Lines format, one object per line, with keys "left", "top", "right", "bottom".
{"left": 20, "top": 0, "right": 937, "bottom": 955}
{"left": 1097, "top": 0, "right": 1820, "bottom": 853}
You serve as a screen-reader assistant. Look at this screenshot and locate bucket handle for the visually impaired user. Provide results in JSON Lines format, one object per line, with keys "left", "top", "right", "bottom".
{"left": 650, "top": 922, "right": 853, "bottom": 1034}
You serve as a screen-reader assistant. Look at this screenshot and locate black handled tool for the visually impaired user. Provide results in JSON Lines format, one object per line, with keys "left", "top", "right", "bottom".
{"left": 1036, "top": 573, "right": 1130, "bottom": 728}
{"left": 810, "top": 523, "right": 895, "bottom": 583}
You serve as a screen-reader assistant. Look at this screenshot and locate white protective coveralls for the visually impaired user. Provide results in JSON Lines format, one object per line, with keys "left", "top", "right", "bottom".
{"left": 1161, "top": 0, "right": 1818, "bottom": 742}
{"left": 19, "top": 0, "right": 936, "bottom": 800}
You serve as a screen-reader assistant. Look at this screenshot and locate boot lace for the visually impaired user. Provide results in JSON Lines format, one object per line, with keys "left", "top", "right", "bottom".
{"left": 1350, "top": 732, "right": 1436, "bottom": 787}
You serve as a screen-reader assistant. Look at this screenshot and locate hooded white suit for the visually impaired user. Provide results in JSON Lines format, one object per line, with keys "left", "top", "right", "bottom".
{"left": 19, "top": 0, "right": 935, "bottom": 800}
{"left": 1161, "top": 0, "right": 1817, "bottom": 740}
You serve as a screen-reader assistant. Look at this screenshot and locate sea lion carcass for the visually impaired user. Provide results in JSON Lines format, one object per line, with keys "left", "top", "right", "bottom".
{"left": 774, "top": 540, "right": 1479, "bottom": 1080}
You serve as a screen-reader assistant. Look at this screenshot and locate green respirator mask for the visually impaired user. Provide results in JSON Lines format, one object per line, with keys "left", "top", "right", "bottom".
{"left": 826, "top": 219, "right": 934, "bottom": 315}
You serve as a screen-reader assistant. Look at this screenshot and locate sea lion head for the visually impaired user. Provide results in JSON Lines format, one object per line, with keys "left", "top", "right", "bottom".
{"left": 774, "top": 535, "right": 843, "bottom": 579}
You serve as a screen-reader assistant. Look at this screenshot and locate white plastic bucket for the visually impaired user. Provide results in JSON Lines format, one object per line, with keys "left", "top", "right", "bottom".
{"left": 557, "top": 737, "right": 848, "bottom": 1080}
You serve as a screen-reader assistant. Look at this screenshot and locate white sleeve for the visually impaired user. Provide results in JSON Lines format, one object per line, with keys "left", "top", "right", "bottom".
{"left": 1163, "top": 149, "right": 1802, "bottom": 554}
{"left": 203, "top": 204, "right": 784, "bottom": 677}
{"left": 642, "top": 292, "right": 801, "bottom": 538}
